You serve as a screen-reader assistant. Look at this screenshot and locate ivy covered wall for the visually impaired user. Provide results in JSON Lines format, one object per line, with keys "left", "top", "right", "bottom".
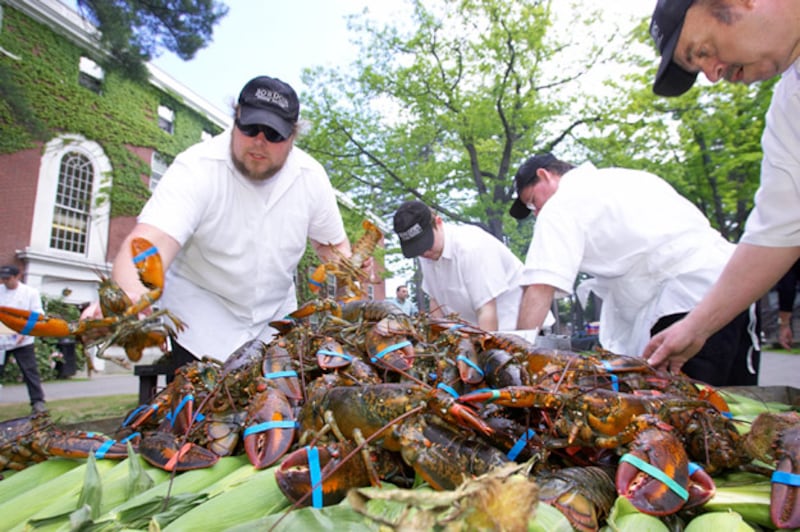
{"left": 0, "top": 4, "right": 224, "bottom": 217}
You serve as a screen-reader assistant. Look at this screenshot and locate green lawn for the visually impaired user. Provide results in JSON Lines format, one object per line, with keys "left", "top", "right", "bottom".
{"left": 0, "top": 394, "right": 138, "bottom": 426}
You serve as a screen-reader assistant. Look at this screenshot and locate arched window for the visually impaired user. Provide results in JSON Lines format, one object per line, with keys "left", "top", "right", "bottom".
{"left": 51, "top": 151, "right": 94, "bottom": 253}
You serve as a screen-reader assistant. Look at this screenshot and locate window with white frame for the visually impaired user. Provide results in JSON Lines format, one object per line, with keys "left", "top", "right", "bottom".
{"left": 78, "top": 56, "right": 103, "bottom": 94}
{"left": 150, "top": 152, "right": 168, "bottom": 191}
{"left": 157, "top": 105, "right": 175, "bottom": 134}
{"left": 50, "top": 152, "right": 93, "bottom": 253}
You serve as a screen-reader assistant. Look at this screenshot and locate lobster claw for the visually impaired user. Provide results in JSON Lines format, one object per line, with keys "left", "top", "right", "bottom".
{"left": 243, "top": 389, "right": 296, "bottom": 469}
{"left": 615, "top": 423, "right": 691, "bottom": 516}
{"left": 45, "top": 430, "right": 130, "bottom": 460}
{"left": 365, "top": 328, "right": 414, "bottom": 372}
{"left": 275, "top": 442, "right": 375, "bottom": 507}
{"left": 316, "top": 337, "right": 353, "bottom": 370}
{"left": 308, "top": 264, "right": 327, "bottom": 294}
{"left": 0, "top": 306, "right": 72, "bottom": 337}
{"left": 771, "top": 425, "right": 800, "bottom": 529}
{"left": 139, "top": 431, "right": 220, "bottom": 471}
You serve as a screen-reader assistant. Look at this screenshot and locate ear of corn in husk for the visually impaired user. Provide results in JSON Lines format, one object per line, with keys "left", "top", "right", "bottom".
{"left": 685, "top": 511, "right": 756, "bottom": 532}
{"left": 0, "top": 459, "right": 80, "bottom": 502}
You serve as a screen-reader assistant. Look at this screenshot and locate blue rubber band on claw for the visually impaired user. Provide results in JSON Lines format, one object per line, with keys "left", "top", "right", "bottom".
{"left": 307, "top": 446, "right": 323, "bottom": 508}
{"left": 507, "top": 428, "right": 536, "bottom": 461}
{"left": 243, "top": 420, "right": 298, "bottom": 437}
{"left": 437, "top": 383, "right": 460, "bottom": 398}
{"left": 456, "top": 355, "right": 484, "bottom": 378}
{"left": 264, "top": 370, "right": 298, "bottom": 379}
{"left": 95, "top": 439, "right": 116, "bottom": 459}
{"left": 619, "top": 453, "right": 688, "bottom": 501}
{"left": 370, "top": 340, "right": 411, "bottom": 363}
{"left": 688, "top": 462, "right": 702, "bottom": 476}
{"left": 316, "top": 349, "right": 353, "bottom": 362}
{"left": 600, "top": 360, "right": 619, "bottom": 392}
{"left": 132, "top": 246, "right": 158, "bottom": 265}
{"left": 21, "top": 312, "right": 40, "bottom": 336}
{"left": 772, "top": 470, "right": 800, "bottom": 487}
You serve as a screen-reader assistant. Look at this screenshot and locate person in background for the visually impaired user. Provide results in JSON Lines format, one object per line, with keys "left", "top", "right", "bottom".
{"left": 775, "top": 259, "right": 800, "bottom": 350}
{"left": 391, "top": 284, "right": 418, "bottom": 316}
{"left": 643, "top": 0, "right": 800, "bottom": 374}
{"left": 0, "top": 265, "right": 47, "bottom": 413}
{"left": 511, "top": 152, "right": 759, "bottom": 386}
{"left": 82, "top": 75, "right": 355, "bottom": 371}
{"left": 393, "top": 200, "right": 554, "bottom": 333}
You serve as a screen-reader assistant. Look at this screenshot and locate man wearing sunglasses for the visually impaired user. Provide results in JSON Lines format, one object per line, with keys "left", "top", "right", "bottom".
{"left": 511, "top": 153, "right": 759, "bottom": 386}
{"left": 82, "top": 76, "right": 353, "bottom": 370}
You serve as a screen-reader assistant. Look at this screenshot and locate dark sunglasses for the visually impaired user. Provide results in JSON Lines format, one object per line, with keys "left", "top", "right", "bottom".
{"left": 235, "top": 119, "right": 288, "bottom": 143}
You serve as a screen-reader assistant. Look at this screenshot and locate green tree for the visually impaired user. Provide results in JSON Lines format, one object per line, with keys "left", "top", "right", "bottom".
{"left": 74, "top": 0, "right": 228, "bottom": 78}
{"left": 298, "top": 0, "right": 632, "bottom": 255}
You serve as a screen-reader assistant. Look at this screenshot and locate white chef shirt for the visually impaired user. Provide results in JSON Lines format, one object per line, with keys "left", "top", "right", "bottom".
{"left": 741, "top": 59, "right": 800, "bottom": 247}
{"left": 420, "top": 223, "right": 553, "bottom": 331}
{"left": 139, "top": 128, "right": 347, "bottom": 360}
{"left": 525, "top": 162, "right": 734, "bottom": 356}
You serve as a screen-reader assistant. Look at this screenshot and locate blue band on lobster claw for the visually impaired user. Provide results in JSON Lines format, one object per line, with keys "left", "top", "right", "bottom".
{"left": 448, "top": 324, "right": 465, "bottom": 331}
{"left": 437, "top": 382, "right": 460, "bottom": 398}
{"left": 306, "top": 446, "right": 323, "bottom": 508}
{"left": 243, "top": 420, "right": 298, "bottom": 437}
{"left": 167, "top": 394, "right": 194, "bottom": 427}
{"left": 95, "top": 439, "right": 116, "bottom": 459}
{"left": 600, "top": 360, "right": 619, "bottom": 392}
{"left": 122, "top": 404, "right": 151, "bottom": 427}
{"left": 772, "top": 470, "right": 800, "bottom": 487}
{"left": 370, "top": 340, "right": 412, "bottom": 363}
{"left": 316, "top": 349, "right": 353, "bottom": 362}
{"left": 21, "top": 311, "right": 40, "bottom": 336}
{"left": 132, "top": 246, "right": 158, "bottom": 265}
{"left": 456, "top": 355, "right": 485, "bottom": 378}
{"left": 264, "top": 370, "right": 298, "bottom": 380}
{"left": 619, "top": 453, "right": 688, "bottom": 501}
{"left": 120, "top": 432, "right": 141, "bottom": 444}
{"left": 507, "top": 428, "right": 536, "bottom": 461}
{"left": 308, "top": 278, "right": 324, "bottom": 289}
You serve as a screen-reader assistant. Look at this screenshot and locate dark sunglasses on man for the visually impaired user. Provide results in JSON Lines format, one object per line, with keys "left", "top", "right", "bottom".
{"left": 234, "top": 119, "right": 288, "bottom": 143}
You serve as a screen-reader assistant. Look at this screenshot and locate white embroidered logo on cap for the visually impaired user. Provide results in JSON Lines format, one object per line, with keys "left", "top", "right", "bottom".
{"left": 254, "top": 88, "right": 289, "bottom": 110}
{"left": 399, "top": 223, "right": 423, "bottom": 241}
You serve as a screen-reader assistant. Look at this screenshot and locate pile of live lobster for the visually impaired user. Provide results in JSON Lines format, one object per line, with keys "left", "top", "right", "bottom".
{"left": 1, "top": 220, "right": 799, "bottom": 531}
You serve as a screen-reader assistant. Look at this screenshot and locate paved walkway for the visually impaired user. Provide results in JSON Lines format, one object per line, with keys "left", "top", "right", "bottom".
{"left": 0, "top": 351, "right": 797, "bottom": 406}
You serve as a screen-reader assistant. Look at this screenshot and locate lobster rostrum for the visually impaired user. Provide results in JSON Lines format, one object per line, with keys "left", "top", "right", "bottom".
{"left": 0, "top": 237, "right": 185, "bottom": 367}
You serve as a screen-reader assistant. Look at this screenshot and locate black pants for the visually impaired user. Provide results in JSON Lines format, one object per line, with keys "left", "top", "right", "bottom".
{"left": 165, "top": 338, "right": 199, "bottom": 384}
{"left": 1, "top": 343, "right": 46, "bottom": 405}
{"left": 651, "top": 306, "right": 760, "bottom": 386}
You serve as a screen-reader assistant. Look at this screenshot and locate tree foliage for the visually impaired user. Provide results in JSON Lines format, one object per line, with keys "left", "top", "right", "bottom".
{"left": 298, "top": 0, "right": 633, "bottom": 254}
{"left": 298, "top": 0, "right": 773, "bottom": 263}
{"left": 75, "top": 0, "right": 228, "bottom": 78}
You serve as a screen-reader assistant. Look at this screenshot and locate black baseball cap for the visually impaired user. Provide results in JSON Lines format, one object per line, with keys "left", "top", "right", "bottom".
{"left": 237, "top": 76, "right": 300, "bottom": 138}
{"left": 650, "top": 0, "right": 699, "bottom": 97}
{"left": 509, "top": 153, "right": 556, "bottom": 220}
{"left": 393, "top": 201, "right": 434, "bottom": 258}
{"left": 0, "top": 265, "right": 20, "bottom": 278}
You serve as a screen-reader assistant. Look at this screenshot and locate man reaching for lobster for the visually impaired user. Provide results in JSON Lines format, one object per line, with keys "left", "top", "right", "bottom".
{"left": 512, "top": 153, "right": 760, "bottom": 387}
{"left": 393, "top": 200, "right": 554, "bottom": 333}
{"left": 82, "top": 76, "right": 354, "bottom": 370}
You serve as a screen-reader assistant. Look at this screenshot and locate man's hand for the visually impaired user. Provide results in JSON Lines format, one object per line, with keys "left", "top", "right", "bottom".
{"left": 642, "top": 318, "right": 706, "bottom": 374}
{"left": 779, "top": 322, "right": 794, "bottom": 350}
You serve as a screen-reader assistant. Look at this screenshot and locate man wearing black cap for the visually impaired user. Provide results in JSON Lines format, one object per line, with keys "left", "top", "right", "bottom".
{"left": 644, "top": 0, "right": 800, "bottom": 375}
{"left": 511, "top": 153, "right": 760, "bottom": 386}
{"left": 82, "top": 76, "right": 353, "bottom": 368}
{"left": 0, "top": 265, "right": 47, "bottom": 413}
{"left": 393, "top": 200, "right": 553, "bottom": 333}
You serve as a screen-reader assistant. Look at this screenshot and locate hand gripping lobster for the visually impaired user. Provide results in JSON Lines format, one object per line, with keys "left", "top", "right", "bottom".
{"left": 0, "top": 238, "right": 185, "bottom": 367}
